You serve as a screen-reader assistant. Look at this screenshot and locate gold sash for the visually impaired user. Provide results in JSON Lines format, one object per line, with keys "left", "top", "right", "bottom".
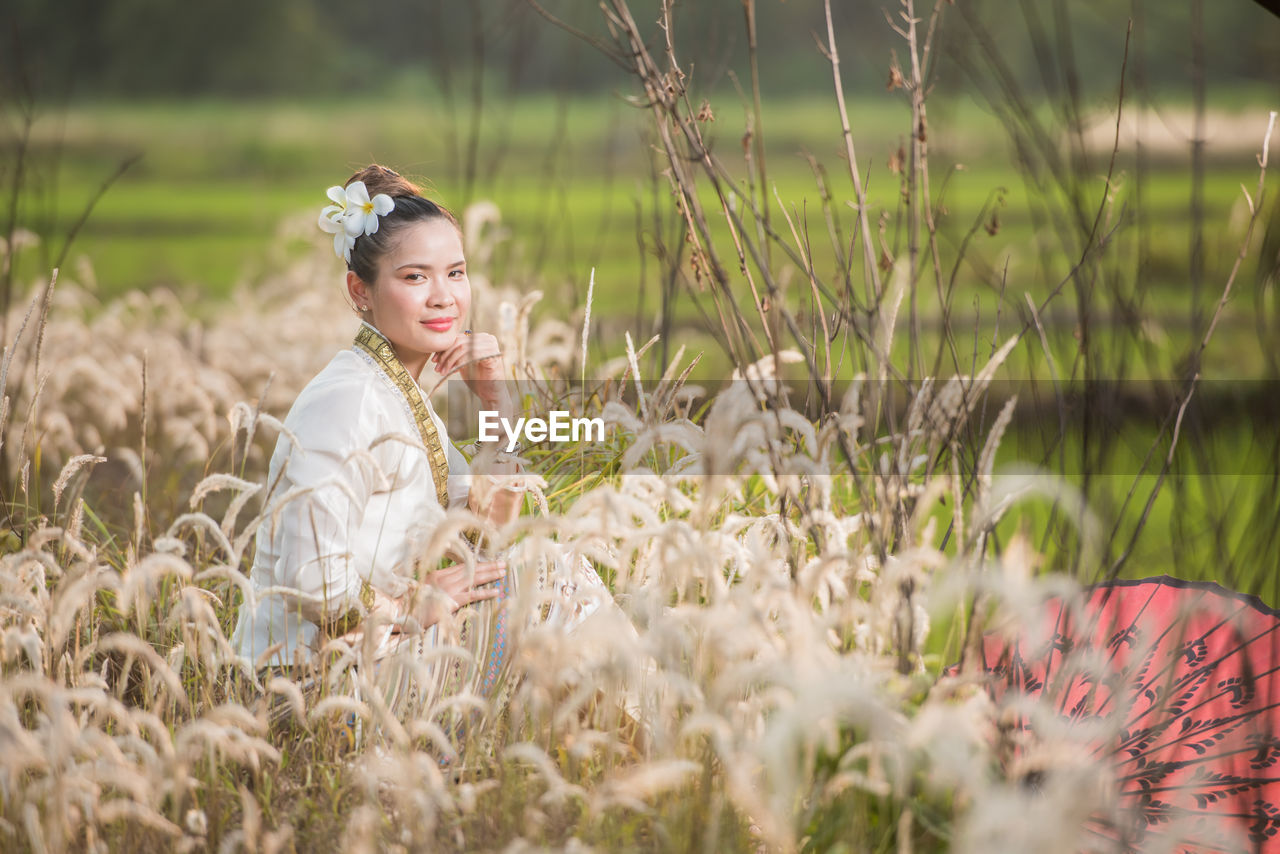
{"left": 353, "top": 323, "right": 450, "bottom": 509}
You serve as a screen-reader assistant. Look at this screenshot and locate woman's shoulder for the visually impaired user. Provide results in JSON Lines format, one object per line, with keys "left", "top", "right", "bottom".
{"left": 281, "top": 351, "right": 398, "bottom": 444}
{"left": 288, "top": 350, "right": 373, "bottom": 409}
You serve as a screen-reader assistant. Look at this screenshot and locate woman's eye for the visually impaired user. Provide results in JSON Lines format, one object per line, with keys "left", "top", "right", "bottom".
{"left": 449, "top": 269, "right": 465, "bottom": 279}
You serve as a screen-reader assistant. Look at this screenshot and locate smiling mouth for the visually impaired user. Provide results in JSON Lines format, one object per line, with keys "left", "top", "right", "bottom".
{"left": 421, "top": 318, "right": 455, "bottom": 331}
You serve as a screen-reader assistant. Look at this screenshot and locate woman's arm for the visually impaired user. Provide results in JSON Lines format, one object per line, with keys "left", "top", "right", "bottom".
{"left": 366, "top": 558, "right": 508, "bottom": 632}
{"left": 432, "top": 330, "right": 527, "bottom": 521}
{"left": 467, "top": 472, "right": 526, "bottom": 527}
{"left": 265, "top": 425, "right": 385, "bottom": 625}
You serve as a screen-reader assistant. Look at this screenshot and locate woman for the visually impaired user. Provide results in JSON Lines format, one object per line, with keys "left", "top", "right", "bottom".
{"left": 232, "top": 165, "right": 527, "bottom": 685}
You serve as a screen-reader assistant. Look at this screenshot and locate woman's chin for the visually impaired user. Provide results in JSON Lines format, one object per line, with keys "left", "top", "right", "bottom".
{"left": 425, "top": 334, "right": 459, "bottom": 356}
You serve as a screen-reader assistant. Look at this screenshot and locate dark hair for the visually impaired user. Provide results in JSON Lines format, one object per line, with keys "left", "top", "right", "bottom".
{"left": 343, "top": 164, "right": 459, "bottom": 283}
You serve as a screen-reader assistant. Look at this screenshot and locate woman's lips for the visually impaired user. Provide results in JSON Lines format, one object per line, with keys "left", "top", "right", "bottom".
{"left": 421, "top": 318, "right": 454, "bottom": 332}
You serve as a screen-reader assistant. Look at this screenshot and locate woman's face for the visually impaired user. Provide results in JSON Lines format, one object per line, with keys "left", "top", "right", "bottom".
{"left": 348, "top": 218, "right": 470, "bottom": 379}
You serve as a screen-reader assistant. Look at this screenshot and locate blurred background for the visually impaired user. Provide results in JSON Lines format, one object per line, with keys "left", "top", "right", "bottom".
{"left": 3, "top": 0, "right": 1277, "bottom": 304}
{"left": 3, "top": 0, "right": 1280, "bottom": 590}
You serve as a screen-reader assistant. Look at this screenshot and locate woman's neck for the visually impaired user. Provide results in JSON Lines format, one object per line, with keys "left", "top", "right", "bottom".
{"left": 361, "top": 320, "right": 428, "bottom": 383}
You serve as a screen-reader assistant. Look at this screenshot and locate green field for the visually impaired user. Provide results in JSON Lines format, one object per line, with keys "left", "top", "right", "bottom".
{"left": 6, "top": 93, "right": 1279, "bottom": 590}
{"left": 9, "top": 95, "right": 1270, "bottom": 311}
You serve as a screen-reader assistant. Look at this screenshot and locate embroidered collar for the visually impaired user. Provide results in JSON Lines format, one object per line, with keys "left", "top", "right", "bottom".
{"left": 352, "top": 322, "right": 451, "bottom": 509}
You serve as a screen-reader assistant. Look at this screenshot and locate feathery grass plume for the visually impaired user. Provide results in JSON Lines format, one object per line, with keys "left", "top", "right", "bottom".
{"left": 91, "top": 633, "right": 189, "bottom": 710}
{"left": 338, "top": 805, "right": 381, "bottom": 854}
{"left": 49, "top": 454, "right": 107, "bottom": 508}
{"left": 187, "top": 473, "right": 262, "bottom": 539}
{"left": 590, "top": 759, "right": 700, "bottom": 814}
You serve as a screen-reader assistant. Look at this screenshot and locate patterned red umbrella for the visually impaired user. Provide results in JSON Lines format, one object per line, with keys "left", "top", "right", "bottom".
{"left": 969, "top": 576, "right": 1280, "bottom": 852}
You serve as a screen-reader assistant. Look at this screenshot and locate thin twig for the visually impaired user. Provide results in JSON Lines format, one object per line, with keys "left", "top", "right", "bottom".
{"left": 1108, "top": 111, "right": 1276, "bottom": 578}
{"left": 823, "top": 0, "right": 883, "bottom": 309}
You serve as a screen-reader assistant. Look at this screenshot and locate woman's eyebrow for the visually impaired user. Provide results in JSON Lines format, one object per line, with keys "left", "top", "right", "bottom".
{"left": 395, "top": 258, "right": 466, "bottom": 271}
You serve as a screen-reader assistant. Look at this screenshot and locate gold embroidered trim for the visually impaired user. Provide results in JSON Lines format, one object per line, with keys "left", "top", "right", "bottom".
{"left": 353, "top": 324, "right": 451, "bottom": 510}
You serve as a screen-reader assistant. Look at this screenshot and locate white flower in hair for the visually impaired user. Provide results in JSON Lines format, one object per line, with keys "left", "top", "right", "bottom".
{"left": 319, "top": 185, "right": 347, "bottom": 225}
{"left": 318, "top": 185, "right": 356, "bottom": 261}
{"left": 342, "top": 181, "right": 395, "bottom": 238}
{"left": 316, "top": 181, "right": 395, "bottom": 262}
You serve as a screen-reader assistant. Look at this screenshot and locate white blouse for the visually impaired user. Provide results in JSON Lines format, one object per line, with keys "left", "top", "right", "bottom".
{"left": 232, "top": 326, "right": 471, "bottom": 668}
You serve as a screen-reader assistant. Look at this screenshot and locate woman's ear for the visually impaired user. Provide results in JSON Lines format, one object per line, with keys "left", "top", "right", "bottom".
{"left": 346, "top": 271, "right": 371, "bottom": 312}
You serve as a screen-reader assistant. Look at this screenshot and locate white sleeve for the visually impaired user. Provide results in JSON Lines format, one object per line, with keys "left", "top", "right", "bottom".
{"left": 262, "top": 384, "right": 393, "bottom": 623}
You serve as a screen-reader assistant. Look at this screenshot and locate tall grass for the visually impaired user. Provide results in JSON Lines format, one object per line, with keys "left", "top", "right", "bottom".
{"left": 0, "top": 221, "right": 989, "bottom": 851}
{"left": 1, "top": 0, "right": 1277, "bottom": 851}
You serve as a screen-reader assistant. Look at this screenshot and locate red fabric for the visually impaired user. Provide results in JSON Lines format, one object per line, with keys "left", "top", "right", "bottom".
{"left": 973, "top": 576, "right": 1280, "bottom": 852}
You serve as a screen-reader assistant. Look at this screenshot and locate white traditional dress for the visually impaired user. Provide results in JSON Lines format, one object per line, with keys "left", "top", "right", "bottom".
{"left": 233, "top": 322, "right": 476, "bottom": 671}
{"left": 232, "top": 322, "right": 625, "bottom": 749}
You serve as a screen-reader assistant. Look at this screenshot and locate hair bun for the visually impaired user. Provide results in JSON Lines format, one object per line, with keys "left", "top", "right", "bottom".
{"left": 345, "top": 164, "right": 421, "bottom": 199}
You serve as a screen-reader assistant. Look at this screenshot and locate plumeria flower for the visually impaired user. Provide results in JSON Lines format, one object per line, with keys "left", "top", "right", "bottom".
{"left": 323, "top": 185, "right": 347, "bottom": 213}
{"left": 335, "top": 231, "right": 357, "bottom": 263}
{"left": 342, "top": 181, "right": 394, "bottom": 237}
{"left": 317, "top": 222, "right": 355, "bottom": 263}
{"left": 317, "top": 217, "right": 353, "bottom": 262}
{"left": 318, "top": 185, "right": 357, "bottom": 261}
{"left": 318, "top": 185, "right": 347, "bottom": 227}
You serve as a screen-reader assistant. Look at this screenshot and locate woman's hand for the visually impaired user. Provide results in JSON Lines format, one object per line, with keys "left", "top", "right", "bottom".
{"left": 403, "top": 559, "right": 508, "bottom": 629}
{"left": 431, "top": 331, "right": 507, "bottom": 406}
{"left": 468, "top": 473, "right": 526, "bottom": 528}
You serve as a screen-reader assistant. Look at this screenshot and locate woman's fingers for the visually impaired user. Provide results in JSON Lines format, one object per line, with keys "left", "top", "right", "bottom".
{"left": 432, "top": 343, "right": 466, "bottom": 378}
{"left": 445, "top": 568, "right": 505, "bottom": 611}
{"left": 459, "top": 585, "right": 501, "bottom": 606}
{"left": 437, "top": 352, "right": 496, "bottom": 384}
{"left": 431, "top": 560, "right": 507, "bottom": 599}
{"left": 404, "top": 559, "right": 509, "bottom": 627}
{"left": 475, "top": 559, "right": 508, "bottom": 583}
{"left": 433, "top": 333, "right": 501, "bottom": 380}
{"left": 428, "top": 332, "right": 509, "bottom": 406}
{"left": 430, "top": 339, "right": 468, "bottom": 377}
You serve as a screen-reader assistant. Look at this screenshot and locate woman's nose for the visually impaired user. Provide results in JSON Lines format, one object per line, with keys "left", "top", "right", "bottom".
{"left": 424, "top": 278, "right": 454, "bottom": 306}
